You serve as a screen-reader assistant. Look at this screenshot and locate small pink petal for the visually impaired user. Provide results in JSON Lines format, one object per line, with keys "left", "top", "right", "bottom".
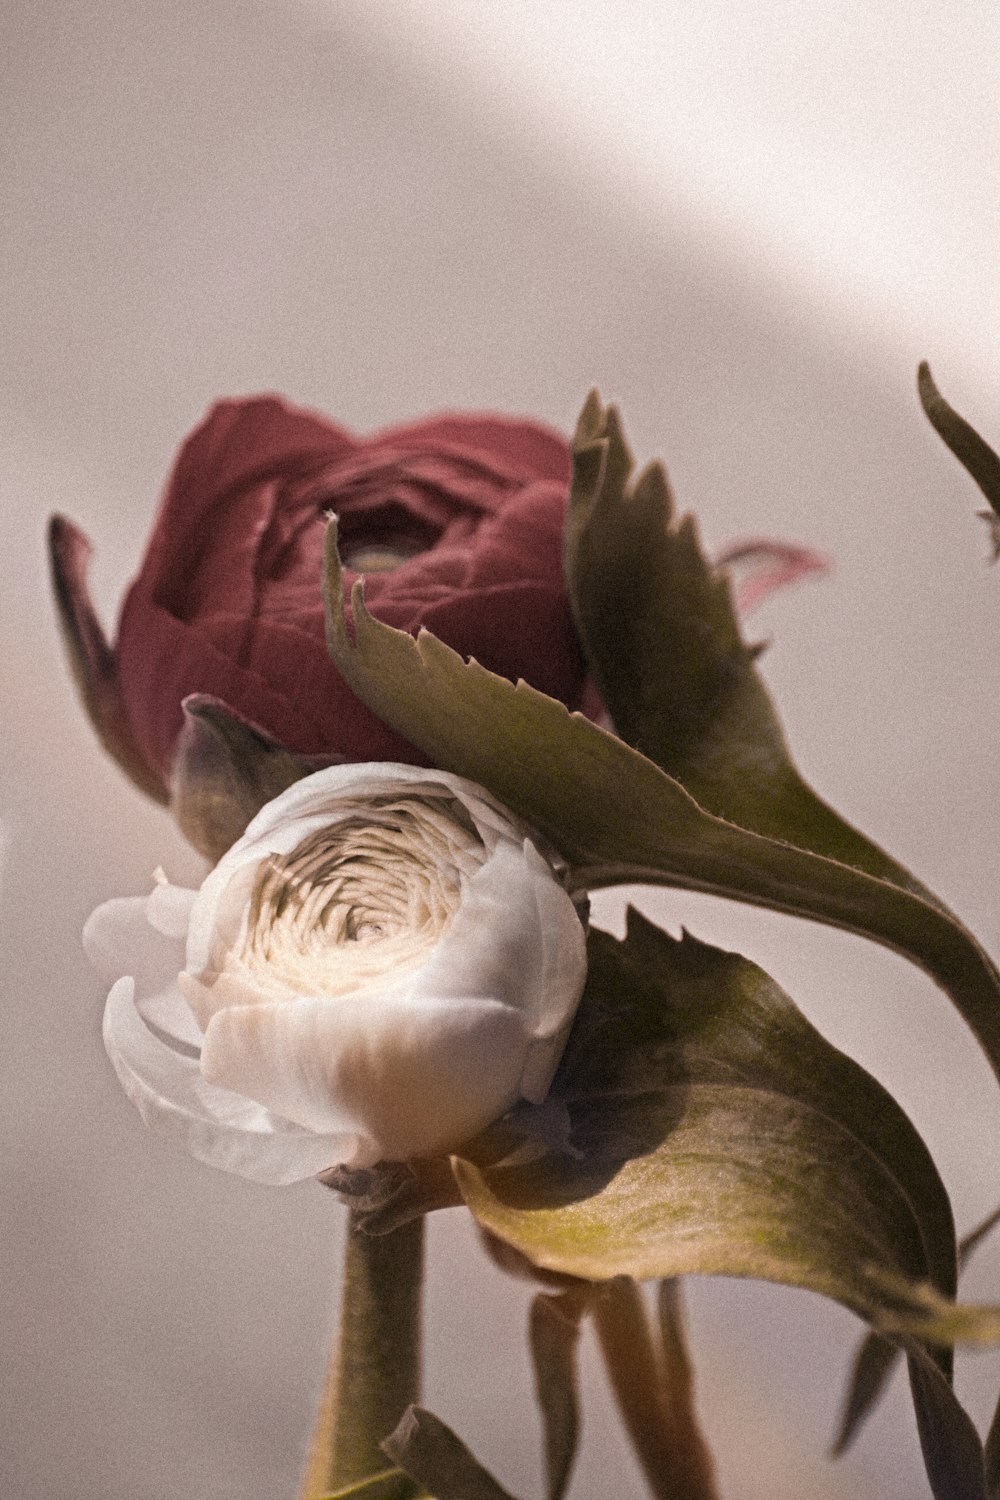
{"left": 714, "top": 538, "right": 831, "bottom": 615}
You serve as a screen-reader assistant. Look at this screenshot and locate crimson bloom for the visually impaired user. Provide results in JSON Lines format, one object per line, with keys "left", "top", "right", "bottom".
{"left": 50, "top": 397, "right": 590, "bottom": 801}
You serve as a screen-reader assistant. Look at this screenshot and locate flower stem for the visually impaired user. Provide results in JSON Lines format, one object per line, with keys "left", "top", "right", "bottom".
{"left": 299, "top": 1210, "right": 425, "bottom": 1497}
{"left": 593, "top": 1276, "right": 719, "bottom": 1500}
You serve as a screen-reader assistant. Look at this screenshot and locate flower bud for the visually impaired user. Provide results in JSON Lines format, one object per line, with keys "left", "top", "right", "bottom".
{"left": 84, "top": 765, "right": 588, "bottom": 1184}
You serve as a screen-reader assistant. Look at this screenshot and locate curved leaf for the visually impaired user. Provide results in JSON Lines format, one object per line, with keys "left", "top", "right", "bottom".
{"left": 918, "top": 362, "right": 1000, "bottom": 546}
{"left": 322, "top": 528, "right": 1000, "bottom": 1093}
{"left": 564, "top": 392, "right": 943, "bottom": 907}
{"left": 452, "top": 916, "right": 996, "bottom": 1346}
{"left": 48, "top": 515, "right": 168, "bottom": 803}
{"left": 905, "top": 1341, "right": 988, "bottom": 1500}
{"left": 835, "top": 1204, "right": 1000, "bottom": 1456}
{"left": 454, "top": 917, "right": 1000, "bottom": 1498}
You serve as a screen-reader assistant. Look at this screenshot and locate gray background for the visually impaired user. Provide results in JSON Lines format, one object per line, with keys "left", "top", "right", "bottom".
{"left": 4, "top": 3, "right": 1000, "bottom": 1496}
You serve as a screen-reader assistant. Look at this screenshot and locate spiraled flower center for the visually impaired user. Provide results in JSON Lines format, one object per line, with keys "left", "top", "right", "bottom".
{"left": 235, "top": 798, "right": 485, "bottom": 998}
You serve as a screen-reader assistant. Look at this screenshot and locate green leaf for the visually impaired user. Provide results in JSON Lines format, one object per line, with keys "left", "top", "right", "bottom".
{"left": 453, "top": 915, "right": 996, "bottom": 1346}
{"left": 529, "top": 1287, "right": 590, "bottom": 1500}
{"left": 455, "top": 918, "right": 1000, "bottom": 1498}
{"left": 170, "top": 695, "right": 321, "bottom": 860}
{"left": 315, "top": 1470, "right": 426, "bottom": 1500}
{"left": 564, "top": 392, "right": 943, "bottom": 904}
{"left": 984, "top": 1390, "right": 1000, "bottom": 1498}
{"left": 905, "top": 1341, "right": 988, "bottom": 1500}
{"left": 831, "top": 1333, "right": 899, "bottom": 1458}
{"left": 322, "top": 521, "right": 1000, "bottom": 1096}
{"left": 382, "top": 1407, "right": 522, "bottom": 1500}
{"left": 834, "top": 1204, "right": 1000, "bottom": 1456}
{"left": 918, "top": 362, "right": 1000, "bottom": 557}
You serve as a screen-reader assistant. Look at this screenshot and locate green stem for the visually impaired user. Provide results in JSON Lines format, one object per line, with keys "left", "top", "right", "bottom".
{"left": 593, "top": 1277, "right": 719, "bottom": 1500}
{"left": 300, "top": 1210, "right": 425, "bottom": 1498}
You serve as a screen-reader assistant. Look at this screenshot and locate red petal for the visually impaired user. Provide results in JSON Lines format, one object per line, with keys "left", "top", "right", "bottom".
{"left": 368, "top": 412, "right": 571, "bottom": 485}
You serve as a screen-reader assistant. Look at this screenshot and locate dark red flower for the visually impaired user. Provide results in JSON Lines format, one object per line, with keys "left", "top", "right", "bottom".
{"left": 50, "top": 397, "right": 589, "bottom": 801}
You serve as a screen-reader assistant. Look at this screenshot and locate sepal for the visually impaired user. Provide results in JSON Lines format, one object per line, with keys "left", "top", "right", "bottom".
{"left": 170, "top": 694, "right": 334, "bottom": 860}
{"left": 47, "top": 515, "right": 167, "bottom": 803}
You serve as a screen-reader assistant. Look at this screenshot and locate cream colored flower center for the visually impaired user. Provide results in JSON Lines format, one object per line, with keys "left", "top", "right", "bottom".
{"left": 236, "top": 798, "right": 485, "bottom": 998}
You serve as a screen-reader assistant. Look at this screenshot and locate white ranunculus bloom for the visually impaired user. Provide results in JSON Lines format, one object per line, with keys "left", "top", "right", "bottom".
{"left": 84, "top": 764, "right": 588, "bottom": 1185}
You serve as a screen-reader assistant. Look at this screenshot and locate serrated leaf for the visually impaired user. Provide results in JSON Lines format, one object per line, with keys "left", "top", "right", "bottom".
{"left": 529, "top": 1287, "right": 591, "bottom": 1500}
{"left": 454, "top": 917, "right": 1000, "bottom": 1497}
{"left": 564, "top": 392, "right": 945, "bottom": 905}
{"left": 835, "top": 1204, "right": 1000, "bottom": 1456}
{"left": 452, "top": 915, "right": 996, "bottom": 1345}
{"left": 382, "top": 1407, "right": 521, "bottom": 1500}
{"left": 322, "top": 521, "right": 1000, "bottom": 1097}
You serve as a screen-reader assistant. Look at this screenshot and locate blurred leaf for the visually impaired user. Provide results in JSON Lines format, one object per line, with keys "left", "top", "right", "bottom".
{"left": 985, "top": 1392, "right": 1000, "bottom": 1498}
{"left": 835, "top": 1203, "right": 1000, "bottom": 1455}
{"left": 564, "top": 392, "right": 944, "bottom": 906}
{"left": 316, "top": 1469, "right": 426, "bottom": 1500}
{"left": 655, "top": 1280, "right": 719, "bottom": 1498}
{"left": 170, "top": 694, "right": 323, "bottom": 860}
{"left": 453, "top": 914, "right": 981, "bottom": 1343}
{"left": 905, "top": 1341, "right": 988, "bottom": 1500}
{"left": 323, "top": 522, "right": 1000, "bottom": 1095}
{"left": 831, "top": 1333, "right": 899, "bottom": 1458}
{"left": 918, "top": 362, "right": 1000, "bottom": 556}
{"left": 529, "top": 1287, "right": 591, "bottom": 1500}
{"left": 592, "top": 1277, "right": 718, "bottom": 1500}
{"left": 382, "top": 1407, "right": 521, "bottom": 1500}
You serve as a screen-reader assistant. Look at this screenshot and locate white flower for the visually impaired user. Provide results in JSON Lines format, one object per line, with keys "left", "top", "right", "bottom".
{"left": 84, "top": 764, "right": 588, "bottom": 1185}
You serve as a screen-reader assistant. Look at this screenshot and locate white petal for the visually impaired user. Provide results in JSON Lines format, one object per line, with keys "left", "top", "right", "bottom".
{"left": 414, "top": 840, "right": 584, "bottom": 1034}
{"left": 225, "top": 762, "right": 521, "bottom": 862}
{"left": 146, "top": 880, "right": 198, "bottom": 939}
{"left": 84, "top": 894, "right": 204, "bottom": 1046}
{"left": 84, "top": 896, "right": 183, "bottom": 992}
{"left": 200, "top": 989, "right": 527, "bottom": 1159}
{"left": 136, "top": 979, "right": 205, "bottom": 1049}
{"left": 103, "top": 978, "right": 363, "bottom": 1182}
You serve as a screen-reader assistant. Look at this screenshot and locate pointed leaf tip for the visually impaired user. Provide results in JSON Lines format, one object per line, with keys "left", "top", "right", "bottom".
{"left": 572, "top": 388, "right": 605, "bottom": 449}
{"left": 383, "top": 1407, "right": 521, "bottom": 1500}
{"left": 170, "top": 695, "right": 322, "bottom": 860}
{"left": 917, "top": 362, "right": 1000, "bottom": 530}
{"left": 47, "top": 513, "right": 167, "bottom": 803}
